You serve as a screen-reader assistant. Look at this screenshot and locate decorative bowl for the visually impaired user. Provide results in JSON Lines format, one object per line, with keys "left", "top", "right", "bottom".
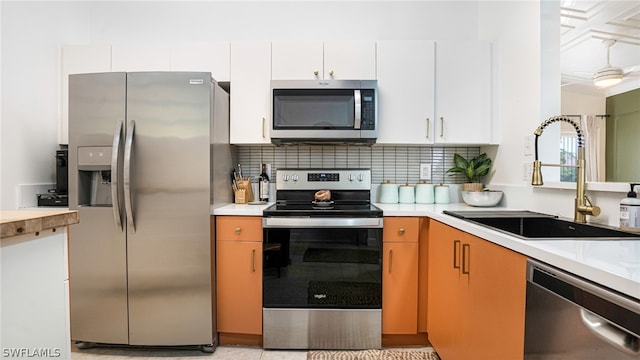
{"left": 461, "top": 190, "right": 503, "bottom": 207}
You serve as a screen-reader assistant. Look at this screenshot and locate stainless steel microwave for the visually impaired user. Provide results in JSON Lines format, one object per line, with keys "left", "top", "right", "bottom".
{"left": 270, "top": 80, "right": 378, "bottom": 145}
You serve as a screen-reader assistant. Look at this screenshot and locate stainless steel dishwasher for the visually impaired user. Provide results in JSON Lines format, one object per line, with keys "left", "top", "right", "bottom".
{"left": 524, "top": 260, "right": 639, "bottom": 359}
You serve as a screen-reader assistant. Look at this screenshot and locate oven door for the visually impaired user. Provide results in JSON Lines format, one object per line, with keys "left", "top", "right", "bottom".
{"left": 262, "top": 217, "right": 383, "bottom": 309}
{"left": 262, "top": 217, "right": 383, "bottom": 349}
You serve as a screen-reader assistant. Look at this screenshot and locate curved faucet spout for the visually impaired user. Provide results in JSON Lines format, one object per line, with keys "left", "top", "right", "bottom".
{"left": 534, "top": 115, "right": 584, "bottom": 161}
{"left": 531, "top": 115, "right": 600, "bottom": 223}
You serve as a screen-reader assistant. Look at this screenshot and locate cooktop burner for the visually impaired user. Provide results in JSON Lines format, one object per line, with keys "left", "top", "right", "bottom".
{"left": 263, "top": 168, "right": 382, "bottom": 218}
{"left": 263, "top": 202, "right": 382, "bottom": 217}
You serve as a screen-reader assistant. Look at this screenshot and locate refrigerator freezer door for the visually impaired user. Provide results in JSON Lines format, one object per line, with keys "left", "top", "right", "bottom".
{"left": 125, "top": 72, "right": 213, "bottom": 345}
{"left": 69, "top": 72, "right": 129, "bottom": 344}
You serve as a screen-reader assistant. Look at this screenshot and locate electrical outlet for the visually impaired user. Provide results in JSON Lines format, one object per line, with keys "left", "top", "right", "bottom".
{"left": 524, "top": 135, "right": 534, "bottom": 156}
{"left": 419, "top": 163, "right": 432, "bottom": 180}
{"left": 523, "top": 162, "right": 533, "bottom": 181}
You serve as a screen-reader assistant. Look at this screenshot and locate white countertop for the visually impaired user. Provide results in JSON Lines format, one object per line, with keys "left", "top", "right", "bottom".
{"left": 212, "top": 202, "right": 274, "bottom": 216}
{"left": 213, "top": 202, "right": 640, "bottom": 300}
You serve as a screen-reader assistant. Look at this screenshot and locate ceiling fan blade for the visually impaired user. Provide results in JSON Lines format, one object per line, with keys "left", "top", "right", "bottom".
{"left": 623, "top": 65, "right": 640, "bottom": 77}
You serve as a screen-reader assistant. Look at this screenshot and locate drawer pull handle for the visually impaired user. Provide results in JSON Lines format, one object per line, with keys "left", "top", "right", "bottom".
{"left": 251, "top": 249, "right": 256, "bottom": 272}
{"left": 453, "top": 240, "right": 461, "bottom": 269}
{"left": 462, "top": 243, "right": 470, "bottom": 274}
{"left": 235, "top": 227, "right": 241, "bottom": 234}
{"left": 399, "top": 228, "right": 405, "bottom": 235}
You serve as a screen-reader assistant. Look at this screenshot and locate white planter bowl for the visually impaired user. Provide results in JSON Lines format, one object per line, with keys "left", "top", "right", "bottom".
{"left": 461, "top": 190, "right": 503, "bottom": 207}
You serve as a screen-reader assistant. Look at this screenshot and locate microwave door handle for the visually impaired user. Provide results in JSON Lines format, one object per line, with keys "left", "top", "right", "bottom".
{"left": 354, "top": 89, "right": 362, "bottom": 129}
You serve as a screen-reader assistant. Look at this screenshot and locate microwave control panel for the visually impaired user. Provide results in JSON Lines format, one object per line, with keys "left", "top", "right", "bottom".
{"left": 360, "top": 89, "right": 376, "bottom": 130}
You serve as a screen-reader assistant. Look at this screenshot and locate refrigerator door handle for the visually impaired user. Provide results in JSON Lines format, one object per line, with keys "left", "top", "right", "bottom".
{"left": 111, "top": 120, "right": 124, "bottom": 231}
{"left": 124, "top": 120, "right": 136, "bottom": 233}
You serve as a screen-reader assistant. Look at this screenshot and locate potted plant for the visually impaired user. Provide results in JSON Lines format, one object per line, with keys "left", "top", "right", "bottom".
{"left": 446, "top": 153, "right": 492, "bottom": 191}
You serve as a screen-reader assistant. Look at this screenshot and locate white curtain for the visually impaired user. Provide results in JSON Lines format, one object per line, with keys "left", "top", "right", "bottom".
{"left": 580, "top": 115, "right": 606, "bottom": 182}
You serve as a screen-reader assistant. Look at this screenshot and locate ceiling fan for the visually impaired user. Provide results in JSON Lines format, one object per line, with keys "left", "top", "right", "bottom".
{"left": 592, "top": 39, "right": 640, "bottom": 87}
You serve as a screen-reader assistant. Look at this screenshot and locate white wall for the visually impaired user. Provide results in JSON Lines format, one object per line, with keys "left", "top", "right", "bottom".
{"left": 0, "top": 1, "right": 480, "bottom": 210}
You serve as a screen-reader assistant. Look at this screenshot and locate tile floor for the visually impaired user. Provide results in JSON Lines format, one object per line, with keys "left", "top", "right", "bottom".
{"left": 71, "top": 345, "right": 307, "bottom": 359}
{"left": 71, "top": 345, "right": 435, "bottom": 359}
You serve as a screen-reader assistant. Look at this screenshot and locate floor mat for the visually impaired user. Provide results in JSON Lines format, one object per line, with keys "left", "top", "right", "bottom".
{"left": 307, "top": 348, "right": 440, "bottom": 360}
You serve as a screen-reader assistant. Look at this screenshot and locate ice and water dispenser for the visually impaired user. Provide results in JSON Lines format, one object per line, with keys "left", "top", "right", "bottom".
{"left": 77, "top": 146, "right": 114, "bottom": 206}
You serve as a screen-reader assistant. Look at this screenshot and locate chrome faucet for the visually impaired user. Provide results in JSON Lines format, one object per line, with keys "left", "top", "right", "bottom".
{"left": 532, "top": 115, "right": 600, "bottom": 223}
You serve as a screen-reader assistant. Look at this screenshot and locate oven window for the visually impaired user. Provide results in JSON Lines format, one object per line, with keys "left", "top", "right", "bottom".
{"left": 273, "top": 89, "right": 355, "bottom": 129}
{"left": 263, "top": 227, "right": 382, "bottom": 309}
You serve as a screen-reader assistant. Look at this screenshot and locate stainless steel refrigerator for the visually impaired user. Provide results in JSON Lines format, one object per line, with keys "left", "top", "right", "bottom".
{"left": 68, "top": 72, "right": 231, "bottom": 350}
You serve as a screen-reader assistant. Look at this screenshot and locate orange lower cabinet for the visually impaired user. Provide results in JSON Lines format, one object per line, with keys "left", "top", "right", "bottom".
{"left": 427, "top": 221, "right": 463, "bottom": 359}
{"left": 427, "top": 220, "right": 527, "bottom": 360}
{"left": 466, "top": 234, "right": 526, "bottom": 360}
{"left": 216, "top": 241, "right": 262, "bottom": 335}
{"left": 382, "top": 242, "right": 418, "bottom": 334}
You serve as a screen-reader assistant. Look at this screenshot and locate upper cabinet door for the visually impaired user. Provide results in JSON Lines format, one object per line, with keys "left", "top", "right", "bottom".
{"left": 376, "top": 40, "right": 435, "bottom": 144}
{"left": 60, "top": 45, "right": 112, "bottom": 145}
{"left": 271, "top": 41, "right": 376, "bottom": 80}
{"left": 230, "top": 42, "right": 272, "bottom": 144}
{"left": 271, "top": 41, "right": 323, "bottom": 80}
{"left": 323, "top": 41, "right": 376, "bottom": 80}
{"left": 111, "top": 44, "right": 171, "bottom": 72}
{"left": 170, "top": 43, "right": 230, "bottom": 81}
{"left": 434, "top": 40, "right": 492, "bottom": 144}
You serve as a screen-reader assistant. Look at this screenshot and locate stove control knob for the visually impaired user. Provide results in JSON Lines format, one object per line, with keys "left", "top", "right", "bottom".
{"left": 282, "top": 174, "right": 289, "bottom": 181}
{"left": 292, "top": 174, "right": 299, "bottom": 182}
{"left": 348, "top": 174, "right": 355, "bottom": 181}
{"left": 358, "top": 174, "right": 365, "bottom": 182}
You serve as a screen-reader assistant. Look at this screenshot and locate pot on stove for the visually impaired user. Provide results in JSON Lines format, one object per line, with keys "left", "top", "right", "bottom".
{"left": 314, "top": 189, "right": 331, "bottom": 201}
{"left": 379, "top": 181, "right": 399, "bottom": 204}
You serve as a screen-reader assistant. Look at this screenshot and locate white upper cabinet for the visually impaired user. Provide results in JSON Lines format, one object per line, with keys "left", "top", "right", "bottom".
{"left": 60, "top": 45, "right": 112, "bottom": 145}
{"left": 376, "top": 40, "right": 493, "bottom": 145}
{"left": 230, "top": 42, "right": 272, "bottom": 144}
{"left": 271, "top": 41, "right": 376, "bottom": 80}
{"left": 170, "top": 43, "right": 230, "bottom": 81}
{"left": 271, "top": 41, "right": 324, "bottom": 80}
{"left": 323, "top": 41, "right": 376, "bottom": 80}
{"left": 434, "top": 40, "right": 492, "bottom": 144}
{"left": 376, "top": 40, "right": 436, "bottom": 144}
{"left": 111, "top": 44, "right": 171, "bottom": 72}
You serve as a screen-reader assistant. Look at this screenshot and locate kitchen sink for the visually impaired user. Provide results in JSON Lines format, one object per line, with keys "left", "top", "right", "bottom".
{"left": 443, "top": 210, "right": 640, "bottom": 240}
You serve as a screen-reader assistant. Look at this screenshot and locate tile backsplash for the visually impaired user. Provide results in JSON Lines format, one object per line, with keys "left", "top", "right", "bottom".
{"left": 233, "top": 145, "right": 480, "bottom": 186}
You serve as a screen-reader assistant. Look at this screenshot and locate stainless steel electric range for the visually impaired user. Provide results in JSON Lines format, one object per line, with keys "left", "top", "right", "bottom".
{"left": 262, "top": 169, "right": 383, "bottom": 350}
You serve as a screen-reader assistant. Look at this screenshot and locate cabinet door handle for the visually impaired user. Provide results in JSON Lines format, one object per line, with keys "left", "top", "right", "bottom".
{"left": 388, "top": 249, "right": 393, "bottom": 274}
{"left": 440, "top": 117, "right": 444, "bottom": 138}
{"left": 328, "top": 70, "right": 334, "bottom": 77}
{"left": 261, "top": 117, "right": 266, "bottom": 138}
{"left": 251, "top": 249, "right": 256, "bottom": 272}
{"left": 235, "top": 227, "right": 241, "bottom": 234}
{"left": 462, "top": 243, "right": 470, "bottom": 274}
{"left": 313, "top": 70, "right": 319, "bottom": 76}
{"left": 426, "top": 118, "right": 430, "bottom": 139}
{"left": 453, "top": 240, "right": 461, "bottom": 269}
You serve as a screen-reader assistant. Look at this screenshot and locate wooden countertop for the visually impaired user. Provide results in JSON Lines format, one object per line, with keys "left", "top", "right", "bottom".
{"left": 1, "top": 210, "right": 79, "bottom": 238}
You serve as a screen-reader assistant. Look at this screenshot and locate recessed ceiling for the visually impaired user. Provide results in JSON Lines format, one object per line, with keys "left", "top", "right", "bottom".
{"left": 560, "top": 1, "right": 640, "bottom": 94}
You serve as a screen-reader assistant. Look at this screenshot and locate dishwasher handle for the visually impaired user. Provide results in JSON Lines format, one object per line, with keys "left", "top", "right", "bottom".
{"left": 580, "top": 309, "right": 640, "bottom": 355}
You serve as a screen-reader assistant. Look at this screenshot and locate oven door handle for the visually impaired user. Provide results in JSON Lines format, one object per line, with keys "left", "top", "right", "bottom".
{"left": 262, "top": 217, "right": 383, "bottom": 228}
